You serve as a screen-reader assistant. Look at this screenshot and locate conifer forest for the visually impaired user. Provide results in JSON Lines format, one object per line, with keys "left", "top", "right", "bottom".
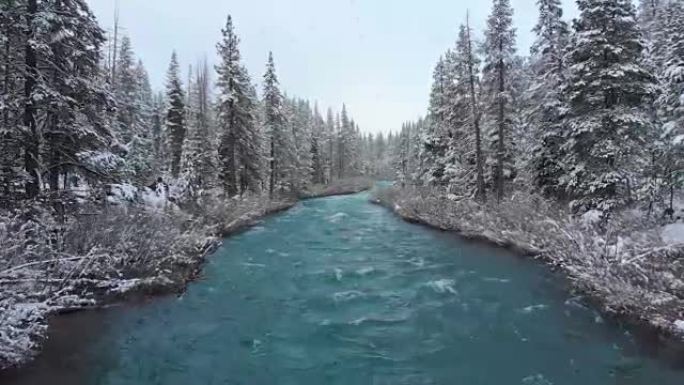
{"left": 0, "top": 0, "right": 683, "bottom": 384}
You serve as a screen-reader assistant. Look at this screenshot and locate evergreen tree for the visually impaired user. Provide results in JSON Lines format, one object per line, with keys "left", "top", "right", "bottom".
{"left": 325, "top": 108, "right": 336, "bottom": 182}
{"left": 529, "top": 0, "right": 570, "bottom": 196}
{"left": 215, "top": 16, "right": 261, "bottom": 196}
{"left": 638, "top": 0, "right": 664, "bottom": 40}
{"left": 562, "top": 0, "right": 656, "bottom": 211}
{"left": 183, "top": 60, "right": 216, "bottom": 192}
{"left": 39, "top": 0, "right": 112, "bottom": 192}
{"left": 263, "top": 52, "right": 290, "bottom": 196}
{"left": 114, "top": 36, "right": 137, "bottom": 144}
{"left": 338, "top": 104, "right": 353, "bottom": 179}
{"left": 125, "top": 59, "right": 155, "bottom": 182}
{"left": 422, "top": 53, "right": 457, "bottom": 186}
{"left": 165, "top": 51, "right": 186, "bottom": 178}
{"left": 0, "top": 1, "right": 23, "bottom": 199}
{"left": 482, "top": 0, "right": 517, "bottom": 202}
{"left": 655, "top": 0, "right": 684, "bottom": 216}
{"left": 463, "top": 15, "right": 487, "bottom": 201}
{"left": 236, "top": 65, "right": 263, "bottom": 194}
{"left": 311, "top": 104, "right": 326, "bottom": 184}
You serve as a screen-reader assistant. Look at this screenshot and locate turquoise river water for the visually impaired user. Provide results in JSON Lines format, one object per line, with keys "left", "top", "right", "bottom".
{"left": 2, "top": 191, "right": 683, "bottom": 384}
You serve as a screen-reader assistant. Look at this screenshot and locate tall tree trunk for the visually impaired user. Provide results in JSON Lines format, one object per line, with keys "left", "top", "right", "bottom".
{"left": 496, "top": 50, "right": 505, "bottom": 203}
{"left": 338, "top": 138, "right": 344, "bottom": 180}
{"left": 24, "top": 0, "right": 39, "bottom": 199}
{"left": 328, "top": 137, "right": 334, "bottom": 182}
{"left": 466, "top": 17, "right": 486, "bottom": 202}
{"left": 269, "top": 139, "right": 276, "bottom": 198}
{"left": 224, "top": 133, "right": 237, "bottom": 196}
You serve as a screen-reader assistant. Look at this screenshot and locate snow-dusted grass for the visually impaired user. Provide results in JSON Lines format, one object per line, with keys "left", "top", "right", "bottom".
{"left": 0, "top": 180, "right": 368, "bottom": 370}
{"left": 0, "top": 190, "right": 295, "bottom": 369}
{"left": 0, "top": 202, "right": 215, "bottom": 369}
{"left": 373, "top": 186, "right": 684, "bottom": 340}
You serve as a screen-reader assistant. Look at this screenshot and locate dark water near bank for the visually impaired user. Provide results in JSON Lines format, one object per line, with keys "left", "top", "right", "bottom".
{"left": 3, "top": 192, "right": 683, "bottom": 384}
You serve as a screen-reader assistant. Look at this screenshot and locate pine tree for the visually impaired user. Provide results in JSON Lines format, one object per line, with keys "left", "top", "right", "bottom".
{"left": 562, "top": 0, "right": 656, "bottom": 212}
{"left": 638, "top": 0, "right": 664, "bottom": 40}
{"left": 2, "top": 0, "right": 112, "bottom": 198}
{"left": 114, "top": 36, "right": 137, "bottom": 144}
{"left": 215, "top": 16, "right": 261, "bottom": 196}
{"left": 183, "top": 60, "right": 216, "bottom": 192}
{"left": 338, "top": 104, "right": 353, "bottom": 179}
{"left": 325, "top": 108, "right": 336, "bottom": 182}
{"left": 263, "top": 52, "right": 289, "bottom": 196}
{"left": 463, "top": 16, "right": 487, "bottom": 201}
{"left": 482, "top": 0, "right": 517, "bottom": 202}
{"left": 655, "top": 0, "right": 684, "bottom": 216}
{"left": 22, "top": 0, "right": 40, "bottom": 198}
{"left": 529, "top": 0, "right": 570, "bottom": 196}
{"left": 311, "top": 105, "right": 326, "bottom": 184}
{"left": 236, "top": 65, "right": 263, "bottom": 194}
{"left": 165, "top": 51, "right": 186, "bottom": 178}
{"left": 150, "top": 92, "right": 165, "bottom": 175}
{"left": 125, "top": 59, "right": 155, "bottom": 182}
{"left": 422, "top": 55, "right": 452, "bottom": 186}
{"left": 0, "top": 1, "right": 22, "bottom": 199}
{"left": 286, "top": 98, "right": 313, "bottom": 190}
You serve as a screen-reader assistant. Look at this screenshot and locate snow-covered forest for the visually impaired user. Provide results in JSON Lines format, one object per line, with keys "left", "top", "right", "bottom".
{"left": 381, "top": 0, "right": 684, "bottom": 339}
{"left": 0, "top": 1, "right": 385, "bottom": 368}
{"left": 1, "top": 0, "right": 684, "bottom": 376}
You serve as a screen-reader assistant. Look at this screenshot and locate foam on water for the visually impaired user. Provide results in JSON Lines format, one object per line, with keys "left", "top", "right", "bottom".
{"left": 7, "top": 191, "right": 683, "bottom": 385}
{"left": 425, "top": 279, "right": 458, "bottom": 295}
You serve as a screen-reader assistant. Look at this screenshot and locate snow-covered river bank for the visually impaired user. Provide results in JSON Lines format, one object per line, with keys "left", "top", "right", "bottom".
{"left": 2, "top": 192, "right": 683, "bottom": 384}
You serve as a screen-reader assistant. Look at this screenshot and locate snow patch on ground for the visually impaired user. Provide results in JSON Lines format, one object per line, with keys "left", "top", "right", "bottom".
{"left": 674, "top": 320, "right": 684, "bottom": 335}
{"left": 661, "top": 223, "right": 684, "bottom": 245}
{"left": 581, "top": 209, "right": 603, "bottom": 226}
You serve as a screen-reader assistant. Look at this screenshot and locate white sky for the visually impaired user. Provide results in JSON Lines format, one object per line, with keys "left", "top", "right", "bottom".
{"left": 86, "top": 0, "right": 579, "bottom": 134}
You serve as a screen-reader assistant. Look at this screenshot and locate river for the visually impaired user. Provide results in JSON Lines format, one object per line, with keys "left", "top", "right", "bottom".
{"left": 2, "top": 191, "right": 683, "bottom": 384}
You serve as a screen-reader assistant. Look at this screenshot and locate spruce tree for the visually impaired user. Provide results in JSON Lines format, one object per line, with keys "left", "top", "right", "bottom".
{"left": 183, "top": 61, "right": 216, "bottom": 191}
{"left": 165, "top": 51, "right": 186, "bottom": 179}
{"left": 215, "top": 16, "right": 260, "bottom": 196}
{"left": 529, "top": 0, "right": 570, "bottom": 196}
{"left": 114, "top": 36, "right": 137, "bottom": 144}
{"left": 482, "top": 0, "right": 517, "bottom": 202}
{"left": 311, "top": 105, "right": 326, "bottom": 184}
{"left": 463, "top": 16, "right": 486, "bottom": 201}
{"left": 263, "top": 52, "right": 289, "bottom": 196}
{"left": 562, "top": 0, "right": 656, "bottom": 212}
{"left": 325, "top": 108, "right": 336, "bottom": 182}
{"left": 0, "top": 1, "right": 23, "bottom": 199}
{"left": 236, "top": 65, "right": 263, "bottom": 194}
{"left": 655, "top": 0, "right": 684, "bottom": 216}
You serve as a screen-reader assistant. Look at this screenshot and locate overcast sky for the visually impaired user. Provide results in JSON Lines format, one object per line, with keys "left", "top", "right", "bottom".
{"left": 86, "top": 0, "right": 579, "bottom": 134}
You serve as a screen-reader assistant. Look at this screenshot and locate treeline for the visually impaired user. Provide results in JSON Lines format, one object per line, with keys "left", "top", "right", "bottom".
{"left": 0, "top": 1, "right": 383, "bottom": 207}
{"left": 394, "top": 0, "right": 683, "bottom": 217}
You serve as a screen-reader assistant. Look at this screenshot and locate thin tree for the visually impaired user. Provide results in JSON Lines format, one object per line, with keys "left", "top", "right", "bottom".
{"left": 165, "top": 51, "right": 186, "bottom": 178}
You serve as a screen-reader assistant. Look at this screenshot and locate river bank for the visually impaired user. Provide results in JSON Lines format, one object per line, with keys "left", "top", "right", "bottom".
{"left": 0, "top": 179, "right": 371, "bottom": 371}
{"left": 4, "top": 189, "right": 684, "bottom": 385}
{"left": 371, "top": 186, "right": 684, "bottom": 349}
